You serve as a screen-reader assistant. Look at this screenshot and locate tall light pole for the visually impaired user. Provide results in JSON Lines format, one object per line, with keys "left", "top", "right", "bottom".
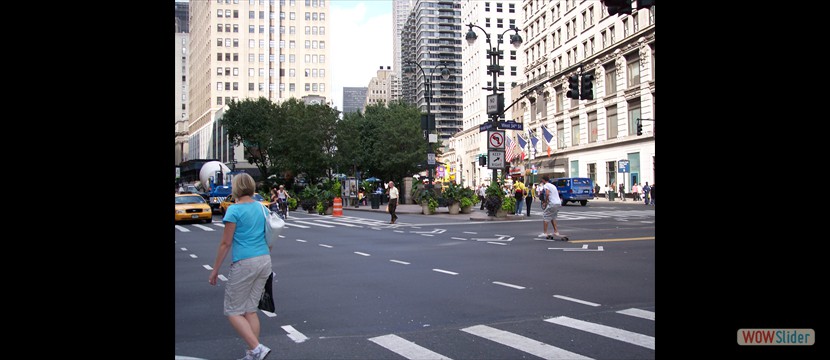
{"left": 465, "top": 24, "right": 523, "bottom": 184}
{"left": 404, "top": 60, "right": 450, "bottom": 189}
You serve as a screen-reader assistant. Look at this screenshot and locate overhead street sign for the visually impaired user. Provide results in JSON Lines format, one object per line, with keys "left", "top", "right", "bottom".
{"left": 488, "top": 130, "right": 505, "bottom": 149}
{"left": 488, "top": 150, "right": 504, "bottom": 169}
{"left": 479, "top": 122, "right": 494, "bottom": 132}
{"left": 498, "top": 121, "right": 523, "bottom": 130}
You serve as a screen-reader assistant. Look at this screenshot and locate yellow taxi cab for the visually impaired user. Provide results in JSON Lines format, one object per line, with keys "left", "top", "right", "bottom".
{"left": 175, "top": 193, "right": 213, "bottom": 223}
{"left": 219, "top": 193, "right": 271, "bottom": 215}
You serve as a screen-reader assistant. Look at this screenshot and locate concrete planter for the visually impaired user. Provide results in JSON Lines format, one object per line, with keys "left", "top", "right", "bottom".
{"left": 448, "top": 203, "right": 460, "bottom": 215}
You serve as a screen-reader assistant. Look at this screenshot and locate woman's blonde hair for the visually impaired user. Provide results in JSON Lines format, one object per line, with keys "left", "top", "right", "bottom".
{"left": 231, "top": 173, "right": 256, "bottom": 199}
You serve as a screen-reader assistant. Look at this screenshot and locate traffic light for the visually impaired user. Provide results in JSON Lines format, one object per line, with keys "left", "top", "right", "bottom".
{"left": 637, "top": 0, "right": 655, "bottom": 9}
{"left": 636, "top": 120, "right": 643, "bottom": 136}
{"left": 580, "top": 73, "right": 594, "bottom": 100}
{"left": 566, "top": 74, "right": 580, "bottom": 100}
{"left": 479, "top": 156, "right": 486, "bottom": 166}
{"left": 605, "top": 0, "right": 633, "bottom": 16}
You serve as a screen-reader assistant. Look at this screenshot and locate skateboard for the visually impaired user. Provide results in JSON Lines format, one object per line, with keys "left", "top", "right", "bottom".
{"left": 545, "top": 233, "right": 569, "bottom": 241}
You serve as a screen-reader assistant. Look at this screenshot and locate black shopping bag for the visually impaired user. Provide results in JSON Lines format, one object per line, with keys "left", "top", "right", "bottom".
{"left": 258, "top": 272, "right": 275, "bottom": 312}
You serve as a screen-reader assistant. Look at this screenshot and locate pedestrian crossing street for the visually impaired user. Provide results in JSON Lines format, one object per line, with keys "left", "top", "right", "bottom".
{"left": 335, "top": 307, "right": 654, "bottom": 359}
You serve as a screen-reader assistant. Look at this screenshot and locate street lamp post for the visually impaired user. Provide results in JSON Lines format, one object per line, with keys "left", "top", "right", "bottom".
{"left": 404, "top": 60, "right": 450, "bottom": 189}
{"left": 465, "top": 24, "right": 523, "bottom": 184}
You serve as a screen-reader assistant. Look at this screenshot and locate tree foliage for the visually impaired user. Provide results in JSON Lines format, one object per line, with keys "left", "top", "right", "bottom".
{"left": 221, "top": 97, "right": 278, "bottom": 181}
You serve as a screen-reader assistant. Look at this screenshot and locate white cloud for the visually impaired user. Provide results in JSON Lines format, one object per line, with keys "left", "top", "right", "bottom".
{"left": 330, "top": 1, "right": 392, "bottom": 113}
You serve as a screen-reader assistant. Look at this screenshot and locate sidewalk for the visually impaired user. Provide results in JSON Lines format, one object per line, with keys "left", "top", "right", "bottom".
{"left": 341, "top": 195, "right": 649, "bottom": 221}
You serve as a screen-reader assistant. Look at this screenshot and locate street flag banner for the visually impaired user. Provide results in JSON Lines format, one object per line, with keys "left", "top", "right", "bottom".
{"left": 505, "top": 135, "right": 517, "bottom": 163}
{"left": 528, "top": 129, "right": 539, "bottom": 154}
{"left": 541, "top": 125, "right": 554, "bottom": 157}
{"left": 516, "top": 134, "right": 527, "bottom": 161}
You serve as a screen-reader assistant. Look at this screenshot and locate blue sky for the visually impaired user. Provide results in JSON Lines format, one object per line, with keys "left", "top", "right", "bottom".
{"left": 329, "top": 0, "right": 393, "bottom": 112}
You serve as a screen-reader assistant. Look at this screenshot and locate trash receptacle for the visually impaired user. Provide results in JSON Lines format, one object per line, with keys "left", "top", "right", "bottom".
{"left": 371, "top": 193, "right": 380, "bottom": 209}
{"left": 608, "top": 191, "right": 615, "bottom": 201}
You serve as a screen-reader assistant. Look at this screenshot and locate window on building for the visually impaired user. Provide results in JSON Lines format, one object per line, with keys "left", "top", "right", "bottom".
{"left": 289, "top": 26, "right": 295, "bottom": 34}
{"left": 509, "top": 3, "right": 515, "bottom": 13}
{"left": 233, "top": 67, "right": 239, "bottom": 76}
{"left": 320, "top": 26, "right": 325, "bottom": 35}
{"left": 319, "top": 41, "right": 325, "bottom": 49}
{"left": 571, "top": 117, "right": 580, "bottom": 146}
{"left": 606, "top": 105, "right": 618, "bottom": 139}
{"left": 606, "top": 161, "right": 616, "bottom": 187}
{"left": 588, "top": 111, "right": 597, "bottom": 143}
{"left": 605, "top": 63, "right": 616, "bottom": 96}
{"left": 289, "top": 83, "right": 295, "bottom": 91}
{"left": 485, "top": 2, "right": 490, "bottom": 11}
{"left": 225, "top": 10, "right": 231, "bottom": 17}
{"left": 217, "top": 97, "right": 223, "bottom": 105}
{"left": 627, "top": 55, "right": 640, "bottom": 88}
{"left": 289, "top": 40, "right": 295, "bottom": 48}
{"left": 627, "top": 99, "right": 641, "bottom": 136}
{"left": 556, "top": 88, "right": 563, "bottom": 113}
{"left": 290, "top": 12, "right": 295, "bottom": 19}
{"left": 496, "top": 3, "right": 502, "bottom": 12}
{"left": 217, "top": 67, "right": 223, "bottom": 75}
{"left": 219, "top": 9, "right": 224, "bottom": 18}
{"left": 233, "top": 39, "right": 239, "bottom": 47}
{"left": 233, "top": 82, "right": 239, "bottom": 90}
{"left": 623, "top": 18, "right": 629, "bottom": 37}
{"left": 485, "top": 18, "right": 490, "bottom": 27}
{"left": 557, "top": 121, "right": 565, "bottom": 149}
{"left": 497, "top": 18, "right": 503, "bottom": 28}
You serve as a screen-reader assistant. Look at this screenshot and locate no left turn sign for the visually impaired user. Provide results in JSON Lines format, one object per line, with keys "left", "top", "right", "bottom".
{"left": 488, "top": 131, "right": 505, "bottom": 149}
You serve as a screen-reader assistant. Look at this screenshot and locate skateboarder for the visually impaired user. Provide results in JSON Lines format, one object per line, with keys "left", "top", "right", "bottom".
{"left": 539, "top": 175, "right": 565, "bottom": 240}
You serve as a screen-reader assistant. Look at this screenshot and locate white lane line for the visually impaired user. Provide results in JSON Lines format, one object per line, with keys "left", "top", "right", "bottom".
{"left": 281, "top": 325, "right": 309, "bottom": 343}
{"left": 296, "top": 239, "right": 307, "bottom": 243}
{"left": 189, "top": 254, "right": 198, "bottom": 258}
{"left": 461, "top": 325, "right": 593, "bottom": 360}
{"left": 451, "top": 237, "right": 467, "bottom": 241}
{"left": 278, "top": 235, "right": 285, "bottom": 238}
{"left": 316, "top": 219, "right": 363, "bottom": 227}
{"left": 218, "top": 274, "right": 228, "bottom": 281}
{"left": 420, "top": 234, "right": 435, "bottom": 237}
{"left": 213, "top": 223, "right": 225, "bottom": 227}
{"left": 369, "top": 334, "right": 453, "bottom": 360}
{"left": 495, "top": 234, "right": 511, "bottom": 237}
{"left": 553, "top": 295, "right": 601, "bottom": 307}
{"left": 294, "top": 220, "right": 334, "bottom": 228}
{"left": 261, "top": 310, "right": 277, "bottom": 318}
{"left": 180, "top": 248, "right": 187, "bottom": 251}
{"left": 203, "top": 265, "right": 213, "bottom": 270}
{"left": 175, "top": 225, "right": 190, "bottom": 232}
{"left": 192, "top": 224, "right": 215, "bottom": 231}
{"left": 284, "top": 222, "right": 310, "bottom": 228}
{"left": 394, "top": 230, "right": 405, "bottom": 233}
{"left": 319, "top": 244, "right": 333, "bottom": 248}
{"left": 487, "top": 242, "right": 507, "bottom": 245}
{"left": 390, "top": 260, "right": 410, "bottom": 265}
{"left": 433, "top": 269, "right": 458, "bottom": 275}
{"left": 616, "top": 308, "right": 655, "bottom": 321}
{"left": 544, "top": 316, "right": 655, "bottom": 350}
{"left": 493, "top": 281, "right": 525, "bottom": 289}
{"left": 463, "top": 231, "right": 477, "bottom": 234}
{"left": 354, "top": 252, "right": 371, "bottom": 256}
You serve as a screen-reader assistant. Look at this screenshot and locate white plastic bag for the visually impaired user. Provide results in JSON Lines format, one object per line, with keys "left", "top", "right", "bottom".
{"left": 261, "top": 204, "right": 284, "bottom": 250}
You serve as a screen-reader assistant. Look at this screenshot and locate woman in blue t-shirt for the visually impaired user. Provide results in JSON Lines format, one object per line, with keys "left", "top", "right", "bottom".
{"left": 208, "top": 173, "right": 273, "bottom": 360}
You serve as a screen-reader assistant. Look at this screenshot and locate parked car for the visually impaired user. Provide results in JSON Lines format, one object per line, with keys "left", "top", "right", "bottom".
{"left": 175, "top": 194, "right": 213, "bottom": 223}
{"left": 219, "top": 193, "right": 270, "bottom": 215}
{"left": 552, "top": 177, "right": 595, "bottom": 206}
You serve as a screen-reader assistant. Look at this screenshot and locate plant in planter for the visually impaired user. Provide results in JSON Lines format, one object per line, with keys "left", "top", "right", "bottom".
{"left": 315, "top": 201, "right": 325, "bottom": 215}
{"left": 287, "top": 197, "right": 298, "bottom": 211}
{"left": 427, "top": 197, "right": 438, "bottom": 214}
{"left": 460, "top": 197, "right": 473, "bottom": 214}
{"left": 483, "top": 181, "right": 505, "bottom": 216}
{"left": 300, "top": 186, "right": 321, "bottom": 213}
{"left": 442, "top": 182, "right": 464, "bottom": 214}
{"left": 501, "top": 196, "right": 516, "bottom": 214}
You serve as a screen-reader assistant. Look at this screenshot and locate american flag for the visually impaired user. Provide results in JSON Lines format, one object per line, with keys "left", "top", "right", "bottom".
{"left": 505, "top": 135, "right": 517, "bottom": 162}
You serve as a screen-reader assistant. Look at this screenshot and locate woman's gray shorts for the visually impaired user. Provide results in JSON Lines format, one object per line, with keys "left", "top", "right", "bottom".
{"left": 224, "top": 254, "right": 272, "bottom": 316}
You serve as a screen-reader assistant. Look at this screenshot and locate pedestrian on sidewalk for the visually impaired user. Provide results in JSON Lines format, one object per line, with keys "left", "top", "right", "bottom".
{"left": 525, "top": 183, "right": 535, "bottom": 217}
{"left": 649, "top": 183, "right": 655, "bottom": 206}
{"left": 540, "top": 175, "right": 564, "bottom": 239}
{"left": 477, "top": 184, "right": 487, "bottom": 210}
{"left": 632, "top": 183, "right": 640, "bottom": 201}
{"left": 618, "top": 182, "right": 626, "bottom": 201}
{"left": 387, "top": 181, "right": 399, "bottom": 224}
{"left": 514, "top": 178, "right": 525, "bottom": 215}
{"left": 208, "top": 173, "right": 273, "bottom": 360}
{"left": 642, "top": 182, "right": 650, "bottom": 205}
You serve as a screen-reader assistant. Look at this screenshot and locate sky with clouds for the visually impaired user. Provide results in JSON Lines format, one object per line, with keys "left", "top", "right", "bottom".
{"left": 329, "top": 0, "right": 393, "bottom": 112}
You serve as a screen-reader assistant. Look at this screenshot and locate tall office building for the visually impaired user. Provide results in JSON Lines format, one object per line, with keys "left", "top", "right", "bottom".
{"left": 364, "top": 66, "right": 398, "bottom": 111}
{"left": 511, "top": 0, "right": 655, "bottom": 189}
{"left": 342, "top": 87, "right": 367, "bottom": 114}
{"left": 401, "top": 0, "right": 463, "bottom": 142}
{"left": 187, "top": 0, "right": 331, "bottom": 171}
{"left": 392, "top": 0, "right": 413, "bottom": 83}
{"left": 447, "top": 0, "right": 525, "bottom": 186}
{"left": 175, "top": 1, "right": 190, "bottom": 166}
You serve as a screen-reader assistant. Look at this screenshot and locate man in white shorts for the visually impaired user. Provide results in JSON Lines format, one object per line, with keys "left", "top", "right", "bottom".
{"left": 540, "top": 175, "right": 563, "bottom": 239}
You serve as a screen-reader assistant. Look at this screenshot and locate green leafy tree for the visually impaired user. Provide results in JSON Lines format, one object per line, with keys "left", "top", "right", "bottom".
{"left": 220, "top": 97, "right": 279, "bottom": 181}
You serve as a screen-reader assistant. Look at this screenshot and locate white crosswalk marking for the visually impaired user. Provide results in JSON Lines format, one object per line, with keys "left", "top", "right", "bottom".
{"left": 192, "top": 224, "right": 215, "bottom": 231}
{"left": 294, "top": 220, "right": 334, "bottom": 228}
{"left": 316, "top": 219, "right": 363, "bottom": 227}
{"left": 175, "top": 225, "right": 190, "bottom": 232}
{"left": 461, "top": 325, "right": 593, "bottom": 359}
{"left": 616, "top": 308, "right": 655, "bottom": 321}
{"left": 545, "top": 316, "right": 655, "bottom": 350}
{"left": 369, "top": 334, "right": 452, "bottom": 360}
{"left": 284, "top": 222, "right": 310, "bottom": 228}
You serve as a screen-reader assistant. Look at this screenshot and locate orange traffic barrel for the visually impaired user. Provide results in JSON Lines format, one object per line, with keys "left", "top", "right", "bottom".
{"left": 333, "top": 197, "right": 343, "bottom": 217}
